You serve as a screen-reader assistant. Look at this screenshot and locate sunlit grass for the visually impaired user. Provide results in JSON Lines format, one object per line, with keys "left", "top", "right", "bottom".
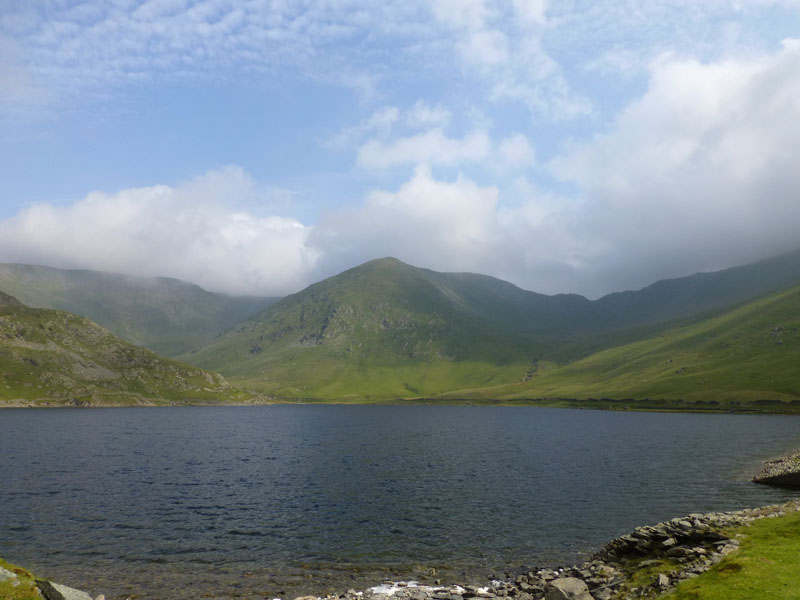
{"left": 667, "top": 510, "right": 800, "bottom": 599}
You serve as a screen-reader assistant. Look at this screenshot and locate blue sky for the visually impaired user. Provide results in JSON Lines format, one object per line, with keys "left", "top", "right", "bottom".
{"left": 1, "top": 0, "right": 800, "bottom": 298}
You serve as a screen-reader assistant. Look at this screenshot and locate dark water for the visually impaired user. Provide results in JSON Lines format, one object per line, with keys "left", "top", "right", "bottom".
{"left": 1, "top": 406, "right": 799, "bottom": 599}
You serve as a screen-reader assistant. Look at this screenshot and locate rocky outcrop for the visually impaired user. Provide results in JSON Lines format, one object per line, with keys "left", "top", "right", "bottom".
{"left": 0, "top": 290, "right": 21, "bottom": 305}
{"left": 753, "top": 450, "right": 800, "bottom": 486}
{"left": 36, "top": 579, "right": 99, "bottom": 600}
{"left": 0, "top": 560, "right": 103, "bottom": 600}
{"left": 288, "top": 500, "right": 799, "bottom": 600}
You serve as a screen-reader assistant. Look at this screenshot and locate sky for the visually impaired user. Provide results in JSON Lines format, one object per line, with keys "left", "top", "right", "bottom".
{"left": 1, "top": 0, "right": 800, "bottom": 299}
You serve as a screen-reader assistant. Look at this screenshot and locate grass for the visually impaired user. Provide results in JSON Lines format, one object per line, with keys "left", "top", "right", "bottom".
{"left": 0, "top": 303, "right": 255, "bottom": 406}
{"left": 180, "top": 258, "right": 800, "bottom": 409}
{"left": 224, "top": 282, "right": 800, "bottom": 410}
{"left": 666, "top": 510, "right": 800, "bottom": 599}
{"left": 435, "top": 285, "right": 800, "bottom": 410}
{"left": 0, "top": 557, "right": 41, "bottom": 600}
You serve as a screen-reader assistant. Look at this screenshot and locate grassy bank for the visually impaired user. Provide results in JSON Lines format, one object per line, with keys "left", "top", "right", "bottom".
{"left": 0, "top": 557, "right": 41, "bottom": 600}
{"left": 666, "top": 507, "right": 800, "bottom": 599}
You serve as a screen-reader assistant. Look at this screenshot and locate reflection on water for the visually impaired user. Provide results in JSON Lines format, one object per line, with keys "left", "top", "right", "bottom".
{"left": 1, "top": 405, "right": 799, "bottom": 599}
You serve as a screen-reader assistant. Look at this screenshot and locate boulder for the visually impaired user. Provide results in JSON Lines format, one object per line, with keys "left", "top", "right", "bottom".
{"left": 753, "top": 451, "right": 800, "bottom": 487}
{"left": 36, "top": 580, "right": 94, "bottom": 600}
{"left": 544, "top": 578, "right": 593, "bottom": 600}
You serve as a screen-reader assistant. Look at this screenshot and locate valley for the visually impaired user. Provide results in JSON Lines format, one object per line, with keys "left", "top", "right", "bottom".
{"left": 2, "top": 251, "right": 799, "bottom": 409}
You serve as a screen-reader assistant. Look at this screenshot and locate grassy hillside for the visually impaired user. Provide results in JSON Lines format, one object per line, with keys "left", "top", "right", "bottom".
{"left": 181, "top": 258, "right": 544, "bottom": 398}
{"left": 0, "top": 301, "right": 252, "bottom": 406}
{"left": 444, "top": 285, "right": 800, "bottom": 410}
{"left": 182, "top": 256, "right": 800, "bottom": 403}
{"left": 0, "top": 263, "right": 276, "bottom": 356}
{"left": 596, "top": 248, "right": 800, "bottom": 327}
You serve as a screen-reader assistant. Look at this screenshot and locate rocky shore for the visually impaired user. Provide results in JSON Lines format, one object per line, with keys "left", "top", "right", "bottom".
{"left": 752, "top": 449, "right": 800, "bottom": 486}
{"left": 289, "top": 500, "right": 799, "bottom": 600}
{"left": 0, "top": 565, "right": 103, "bottom": 600}
{"left": 8, "top": 452, "right": 800, "bottom": 600}
{"left": 5, "top": 500, "right": 800, "bottom": 600}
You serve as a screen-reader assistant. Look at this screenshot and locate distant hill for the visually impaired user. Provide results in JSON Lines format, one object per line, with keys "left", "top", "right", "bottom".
{"left": 596, "top": 248, "right": 800, "bottom": 327}
{"left": 0, "top": 264, "right": 277, "bottom": 356}
{"left": 0, "top": 300, "right": 250, "bottom": 406}
{"left": 446, "top": 284, "right": 800, "bottom": 410}
{"left": 181, "top": 251, "right": 800, "bottom": 401}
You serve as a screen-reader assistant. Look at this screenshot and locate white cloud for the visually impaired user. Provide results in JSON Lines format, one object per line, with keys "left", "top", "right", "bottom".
{"left": 549, "top": 38, "right": 800, "bottom": 292}
{"left": 0, "top": 35, "right": 51, "bottom": 120}
{"left": 404, "top": 100, "right": 451, "bottom": 129}
{"left": 311, "top": 164, "right": 503, "bottom": 276}
{"left": 430, "top": 0, "right": 489, "bottom": 30}
{"left": 308, "top": 165, "right": 603, "bottom": 296}
{"left": 357, "top": 129, "right": 492, "bottom": 169}
{"left": 459, "top": 28, "right": 509, "bottom": 68}
{"left": 327, "top": 106, "right": 400, "bottom": 150}
{"left": 497, "top": 133, "right": 536, "bottom": 168}
{"left": 512, "top": 0, "right": 547, "bottom": 25}
{"left": 0, "top": 167, "right": 317, "bottom": 296}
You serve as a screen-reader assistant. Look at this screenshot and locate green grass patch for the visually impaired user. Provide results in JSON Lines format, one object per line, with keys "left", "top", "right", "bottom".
{"left": 0, "top": 557, "right": 41, "bottom": 600}
{"left": 667, "top": 510, "right": 800, "bottom": 599}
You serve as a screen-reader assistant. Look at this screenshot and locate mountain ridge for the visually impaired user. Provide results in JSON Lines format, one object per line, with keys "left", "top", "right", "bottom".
{"left": 181, "top": 250, "right": 800, "bottom": 401}
{"left": 0, "top": 263, "right": 277, "bottom": 356}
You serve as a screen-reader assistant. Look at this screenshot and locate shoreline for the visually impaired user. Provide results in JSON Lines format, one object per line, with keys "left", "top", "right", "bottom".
{"left": 299, "top": 500, "right": 800, "bottom": 600}
{"left": 4, "top": 397, "right": 800, "bottom": 415}
{"left": 10, "top": 500, "right": 799, "bottom": 600}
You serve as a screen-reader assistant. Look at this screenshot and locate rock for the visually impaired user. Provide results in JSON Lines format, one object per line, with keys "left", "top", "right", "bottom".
{"left": 0, "top": 567, "right": 17, "bottom": 582}
{"left": 36, "top": 581, "right": 94, "bottom": 600}
{"left": 656, "top": 574, "right": 670, "bottom": 588}
{"left": 544, "top": 578, "right": 593, "bottom": 600}
{"left": 753, "top": 451, "right": 800, "bottom": 487}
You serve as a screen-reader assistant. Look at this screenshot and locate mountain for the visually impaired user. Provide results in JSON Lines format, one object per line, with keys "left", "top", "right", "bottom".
{"left": 0, "top": 290, "right": 20, "bottom": 306}
{"left": 0, "top": 264, "right": 277, "bottom": 356}
{"left": 596, "top": 248, "right": 800, "bottom": 327}
{"left": 0, "top": 295, "right": 250, "bottom": 406}
{"left": 181, "top": 251, "right": 800, "bottom": 401}
{"left": 446, "top": 284, "right": 800, "bottom": 410}
{"left": 181, "top": 257, "right": 558, "bottom": 398}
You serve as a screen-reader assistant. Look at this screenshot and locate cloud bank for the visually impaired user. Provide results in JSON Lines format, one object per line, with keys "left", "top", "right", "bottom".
{"left": 2, "top": 40, "right": 800, "bottom": 298}
{"left": 0, "top": 167, "right": 316, "bottom": 296}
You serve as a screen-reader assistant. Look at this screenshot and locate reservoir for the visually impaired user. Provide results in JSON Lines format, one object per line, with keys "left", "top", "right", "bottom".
{"left": 1, "top": 405, "right": 799, "bottom": 599}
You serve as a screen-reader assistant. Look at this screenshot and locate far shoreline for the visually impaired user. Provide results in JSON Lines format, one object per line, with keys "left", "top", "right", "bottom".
{"left": 3, "top": 395, "right": 800, "bottom": 415}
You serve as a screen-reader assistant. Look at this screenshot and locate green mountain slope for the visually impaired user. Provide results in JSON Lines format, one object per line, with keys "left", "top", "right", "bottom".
{"left": 182, "top": 252, "right": 800, "bottom": 402}
{"left": 181, "top": 253, "right": 800, "bottom": 400}
{"left": 0, "top": 264, "right": 277, "bottom": 356}
{"left": 446, "top": 285, "right": 800, "bottom": 409}
{"left": 180, "top": 258, "right": 545, "bottom": 398}
{"left": 0, "top": 299, "right": 249, "bottom": 406}
{"left": 596, "top": 248, "right": 800, "bottom": 327}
